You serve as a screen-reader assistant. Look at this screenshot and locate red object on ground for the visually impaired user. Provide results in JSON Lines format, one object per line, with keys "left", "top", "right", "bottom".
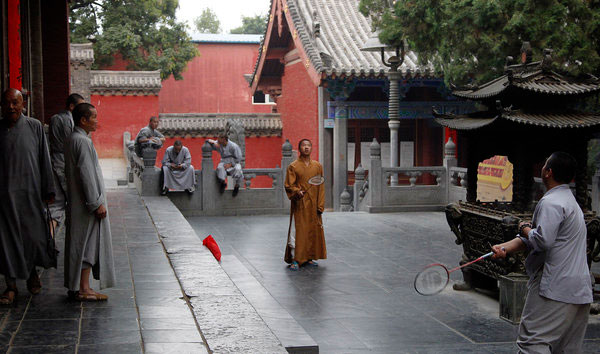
{"left": 202, "top": 235, "right": 221, "bottom": 261}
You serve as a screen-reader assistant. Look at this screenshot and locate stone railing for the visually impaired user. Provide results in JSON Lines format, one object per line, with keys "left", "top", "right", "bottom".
{"left": 350, "top": 139, "right": 448, "bottom": 212}
{"left": 91, "top": 70, "right": 162, "bottom": 96}
{"left": 449, "top": 166, "right": 468, "bottom": 203}
{"left": 124, "top": 132, "right": 294, "bottom": 216}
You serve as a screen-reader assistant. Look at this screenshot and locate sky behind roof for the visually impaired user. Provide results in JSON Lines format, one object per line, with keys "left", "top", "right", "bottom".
{"left": 177, "top": 0, "right": 271, "bottom": 35}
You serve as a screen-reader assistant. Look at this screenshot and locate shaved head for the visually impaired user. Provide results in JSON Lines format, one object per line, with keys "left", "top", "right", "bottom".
{"left": 2, "top": 88, "right": 23, "bottom": 101}
{"left": 1, "top": 88, "right": 24, "bottom": 124}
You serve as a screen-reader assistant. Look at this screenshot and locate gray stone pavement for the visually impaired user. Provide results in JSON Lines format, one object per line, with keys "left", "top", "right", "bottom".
{"left": 0, "top": 188, "right": 209, "bottom": 354}
{"left": 187, "top": 212, "right": 600, "bottom": 353}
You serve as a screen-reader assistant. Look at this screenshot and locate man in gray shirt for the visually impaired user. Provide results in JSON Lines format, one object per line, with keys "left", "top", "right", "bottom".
{"left": 492, "top": 151, "right": 592, "bottom": 353}
{"left": 207, "top": 133, "right": 244, "bottom": 197}
{"left": 48, "top": 93, "right": 85, "bottom": 232}
{"left": 135, "top": 116, "right": 165, "bottom": 157}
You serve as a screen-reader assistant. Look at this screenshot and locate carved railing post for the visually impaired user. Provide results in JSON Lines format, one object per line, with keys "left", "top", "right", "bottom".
{"left": 444, "top": 137, "right": 457, "bottom": 204}
{"left": 368, "top": 139, "right": 382, "bottom": 208}
{"left": 281, "top": 139, "right": 294, "bottom": 210}
{"left": 340, "top": 188, "right": 352, "bottom": 212}
{"left": 202, "top": 141, "right": 215, "bottom": 213}
{"left": 353, "top": 164, "right": 365, "bottom": 211}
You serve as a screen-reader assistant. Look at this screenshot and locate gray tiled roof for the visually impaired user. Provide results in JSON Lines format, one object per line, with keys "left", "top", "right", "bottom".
{"left": 288, "top": 0, "right": 420, "bottom": 77}
{"left": 253, "top": 0, "right": 424, "bottom": 84}
{"left": 90, "top": 70, "right": 162, "bottom": 96}
{"left": 70, "top": 43, "right": 94, "bottom": 64}
{"left": 504, "top": 110, "right": 600, "bottom": 128}
{"left": 453, "top": 63, "right": 600, "bottom": 99}
{"left": 434, "top": 110, "right": 600, "bottom": 130}
{"left": 158, "top": 113, "right": 282, "bottom": 137}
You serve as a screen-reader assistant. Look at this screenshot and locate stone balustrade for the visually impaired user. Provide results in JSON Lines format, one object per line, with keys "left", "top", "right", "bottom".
{"left": 124, "top": 132, "right": 294, "bottom": 216}
{"left": 352, "top": 139, "right": 448, "bottom": 212}
{"left": 449, "top": 166, "right": 468, "bottom": 203}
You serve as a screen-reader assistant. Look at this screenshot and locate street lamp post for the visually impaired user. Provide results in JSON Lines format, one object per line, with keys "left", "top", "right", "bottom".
{"left": 361, "top": 33, "right": 405, "bottom": 186}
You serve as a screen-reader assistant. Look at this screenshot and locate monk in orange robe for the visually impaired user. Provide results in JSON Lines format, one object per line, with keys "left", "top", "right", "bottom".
{"left": 284, "top": 139, "right": 327, "bottom": 270}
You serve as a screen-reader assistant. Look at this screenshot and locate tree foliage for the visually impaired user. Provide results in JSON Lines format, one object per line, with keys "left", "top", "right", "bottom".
{"left": 70, "top": 0, "right": 198, "bottom": 80}
{"left": 359, "top": 0, "right": 600, "bottom": 86}
{"left": 230, "top": 14, "right": 268, "bottom": 34}
{"left": 194, "top": 8, "right": 222, "bottom": 34}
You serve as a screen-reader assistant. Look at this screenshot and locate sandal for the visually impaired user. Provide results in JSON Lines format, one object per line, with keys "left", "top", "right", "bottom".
{"left": 0, "top": 289, "right": 17, "bottom": 305}
{"left": 306, "top": 260, "right": 318, "bottom": 267}
{"left": 76, "top": 291, "right": 108, "bottom": 302}
{"left": 289, "top": 261, "right": 299, "bottom": 271}
{"left": 27, "top": 272, "right": 42, "bottom": 295}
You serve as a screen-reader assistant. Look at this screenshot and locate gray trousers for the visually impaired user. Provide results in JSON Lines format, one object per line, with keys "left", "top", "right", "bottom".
{"left": 517, "top": 274, "right": 590, "bottom": 354}
{"left": 216, "top": 162, "right": 244, "bottom": 187}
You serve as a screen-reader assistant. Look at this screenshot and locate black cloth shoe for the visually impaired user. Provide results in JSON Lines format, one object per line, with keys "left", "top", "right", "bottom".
{"left": 232, "top": 185, "right": 240, "bottom": 197}
{"left": 186, "top": 188, "right": 194, "bottom": 195}
{"left": 160, "top": 187, "right": 168, "bottom": 196}
{"left": 219, "top": 181, "right": 226, "bottom": 194}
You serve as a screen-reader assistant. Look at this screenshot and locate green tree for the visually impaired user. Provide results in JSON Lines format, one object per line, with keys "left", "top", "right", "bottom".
{"left": 70, "top": 0, "right": 198, "bottom": 80}
{"left": 230, "top": 14, "right": 268, "bottom": 34}
{"left": 359, "top": 0, "right": 600, "bottom": 86}
{"left": 194, "top": 8, "right": 222, "bottom": 34}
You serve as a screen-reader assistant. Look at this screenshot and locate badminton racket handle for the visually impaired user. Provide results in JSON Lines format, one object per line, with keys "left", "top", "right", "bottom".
{"left": 448, "top": 248, "right": 504, "bottom": 273}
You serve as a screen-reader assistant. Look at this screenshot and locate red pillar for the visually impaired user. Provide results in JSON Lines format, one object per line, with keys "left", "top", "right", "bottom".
{"left": 8, "top": 0, "right": 22, "bottom": 89}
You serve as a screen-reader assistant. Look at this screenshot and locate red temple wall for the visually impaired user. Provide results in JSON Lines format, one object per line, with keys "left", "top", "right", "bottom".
{"left": 91, "top": 94, "right": 159, "bottom": 158}
{"left": 158, "top": 43, "right": 270, "bottom": 114}
{"left": 278, "top": 61, "right": 319, "bottom": 159}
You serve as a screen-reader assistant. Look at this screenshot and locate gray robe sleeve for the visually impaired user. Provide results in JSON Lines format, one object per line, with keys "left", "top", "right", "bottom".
{"left": 75, "top": 141, "right": 104, "bottom": 213}
{"left": 181, "top": 148, "right": 192, "bottom": 169}
{"left": 162, "top": 147, "right": 173, "bottom": 167}
{"left": 135, "top": 127, "right": 148, "bottom": 143}
{"left": 38, "top": 120, "right": 56, "bottom": 199}
{"left": 233, "top": 144, "right": 242, "bottom": 165}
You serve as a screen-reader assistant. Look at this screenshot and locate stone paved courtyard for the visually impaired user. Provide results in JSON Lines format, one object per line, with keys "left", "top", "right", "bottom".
{"left": 188, "top": 212, "right": 600, "bottom": 353}
{"left": 0, "top": 172, "right": 597, "bottom": 352}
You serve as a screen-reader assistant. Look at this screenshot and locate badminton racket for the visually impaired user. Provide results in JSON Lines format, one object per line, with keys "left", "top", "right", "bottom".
{"left": 413, "top": 248, "right": 503, "bottom": 296}
{"left": 306, "top": 175, "right": 325, "bottom": 191}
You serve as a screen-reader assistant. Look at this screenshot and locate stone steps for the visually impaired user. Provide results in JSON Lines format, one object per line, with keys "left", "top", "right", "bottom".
{"left": 220, "top": 255, "right": 319, "bottom": 354}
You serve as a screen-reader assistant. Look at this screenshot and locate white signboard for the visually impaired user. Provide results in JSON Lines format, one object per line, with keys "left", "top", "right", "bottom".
{"left": 400, "top": 141, "right": 414, "bottom": 167}
{"left": 324, "top": 119, "right": 335, "bottom": 129}
{"left": 347, "top": 143, "right": 355, "bottom": 171}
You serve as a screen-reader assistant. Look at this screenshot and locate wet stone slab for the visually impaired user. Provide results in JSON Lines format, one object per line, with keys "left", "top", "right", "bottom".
{"left": 0, "top": 189, "right": 206, "bottom": 353}
{"left": 143, "top": 196, "right": 287, "bottom": 353}
{"left": 186, "top": 211, "right": 600, "bottom": 353}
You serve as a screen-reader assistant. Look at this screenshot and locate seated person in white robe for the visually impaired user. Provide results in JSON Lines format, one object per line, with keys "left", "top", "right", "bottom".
{"left": 134, "top": 116, "right": 165, "bottom": 157}
{"left": 161, "top": 140, "right": 196, "bottom": 194}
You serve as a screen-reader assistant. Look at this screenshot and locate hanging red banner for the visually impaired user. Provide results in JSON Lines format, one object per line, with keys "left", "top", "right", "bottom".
{"left": 8, "top": 0, "right": 22, "bottom": 90}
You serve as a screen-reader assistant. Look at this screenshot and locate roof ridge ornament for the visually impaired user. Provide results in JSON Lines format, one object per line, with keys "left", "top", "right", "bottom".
{"left": 520, "top": 41, "right": 532, "bottom": 64}
{"left": 312, "top": 10, "right": 320, "bottom": 38}
{"left": 541, "top": 48, "right": 553, "bottom": 72}
{"left": 504, "top": 56, "right": 513, "bottom": 74}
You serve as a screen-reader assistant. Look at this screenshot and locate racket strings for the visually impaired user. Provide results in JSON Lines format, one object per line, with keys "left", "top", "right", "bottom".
{"left": 414, "top": 264, "right": 449, "bottom": 296}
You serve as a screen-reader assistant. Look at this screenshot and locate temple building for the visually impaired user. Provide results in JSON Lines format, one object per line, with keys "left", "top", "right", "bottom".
{"left": 250, "top": 0, "right": 474, "bottom": 210}
{"left": 1, "top": 0, "right": 71, "bottom": 123}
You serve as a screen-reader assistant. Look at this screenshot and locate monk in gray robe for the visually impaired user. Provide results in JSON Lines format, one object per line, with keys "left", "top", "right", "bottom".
{"left": 135, "top": 116, "right": 165, "bottom": 157}
{"left": 48, "top": 93, "right": 85, "bottom": 231}
{"left": 65, "top": 103, "right": 116, "bottom": 301}
{"left": 0, "top": 88, "right": 56, "bottom": 304}
{"left": 207, "top": 133, "right": 244, "bottom": 197}
{"left": 161, "top": 140, "right": 196, "bottom": 194}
